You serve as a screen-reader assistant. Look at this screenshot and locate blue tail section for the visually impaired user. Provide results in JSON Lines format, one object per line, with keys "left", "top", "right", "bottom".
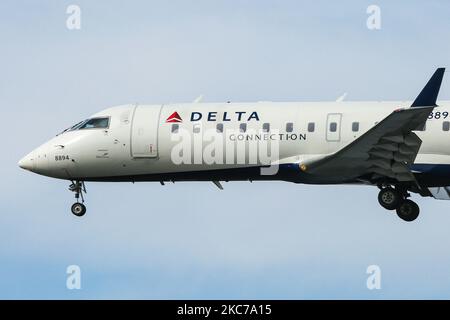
{"left": 411, "top": 67, "right": 445, "bottom": 107}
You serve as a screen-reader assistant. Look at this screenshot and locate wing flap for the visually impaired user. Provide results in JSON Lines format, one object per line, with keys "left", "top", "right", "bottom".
{"left": 306, "top": 106, "right": 432, "bottom": 182}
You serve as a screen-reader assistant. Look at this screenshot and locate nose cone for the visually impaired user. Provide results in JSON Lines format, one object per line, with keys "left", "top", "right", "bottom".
{"left": 18, "top": 155, "right": 34, "bottom": 171}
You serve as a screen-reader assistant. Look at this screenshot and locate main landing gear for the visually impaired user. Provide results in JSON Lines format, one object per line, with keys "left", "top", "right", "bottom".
{"left": 378, "top": 186, "right": 420, "bottom": 222}
{"left": 69, "top": 181, "right": 87, "bottom": 217}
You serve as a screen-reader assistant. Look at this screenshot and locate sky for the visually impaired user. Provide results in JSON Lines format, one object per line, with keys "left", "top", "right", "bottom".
{"left": 1, "top": 0, "right": 450, "bottom": 299}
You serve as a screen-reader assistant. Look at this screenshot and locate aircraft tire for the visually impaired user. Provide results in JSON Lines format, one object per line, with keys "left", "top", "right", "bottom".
{"left": 396, "top": 199, "right": 419, "bottom": 222}
{"left": 71, "top": 203, "right": 86, "bottom": 217}
{"left": 378, "top": 187, "right": 401, "bottom": 210}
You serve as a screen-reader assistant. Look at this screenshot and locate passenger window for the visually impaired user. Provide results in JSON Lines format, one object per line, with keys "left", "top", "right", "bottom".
{"left": 443, "top": 121, "right": 450, "bottom": 131}
{"left": 329, "top": 122, "right": 337, "bottom": 132}
{"left": 171, "top": 124, "right": 179, "bottom": 133}
{"left": 263, "top": 123, "right": 270, "bottom": 132}
{"left": 286, "top": 122, "right": 293, "bottom": 132}
{"left": 216, "top": 123, "right": 223, "bottom": 133}
{"left": 308, "top": 122, "right": 315, "bottom": 132}
{"left": 79, "top": 117, "right": 109, "bottom": 130}
{"left": 240, "top": 123, "right": 247, "bottom": 133}
{"left": 193, "top": 124, "right": 201, "bottom": 133}
{"left": 352, "top": 122, "right": 359, "bottom": 132}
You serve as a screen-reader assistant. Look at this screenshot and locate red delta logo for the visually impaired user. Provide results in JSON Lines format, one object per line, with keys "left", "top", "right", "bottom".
{"left": 166, "top": 111, "right": 182, "bottom": 123}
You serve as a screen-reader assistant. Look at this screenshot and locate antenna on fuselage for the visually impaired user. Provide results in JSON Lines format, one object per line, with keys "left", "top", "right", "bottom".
{"left": 193, "top": 95, "right": 203, "bottom": 103}
{"left": 212, "top": 181, "right": 223, "bottom": 190}
{"left": 336, "top": 92, "right": 347, "bottom": 102}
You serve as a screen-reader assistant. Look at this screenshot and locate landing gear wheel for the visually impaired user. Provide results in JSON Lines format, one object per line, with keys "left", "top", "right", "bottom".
{"left": 396, "top": 199, "right": 419, "bottom": 222}
{"left": 71, "top": 203, "right": 86, "bottom": 217}
{"left": 69, "top": 181, "right": 87, "bottom": 217}
{"left": 378, "top": 187, "right": 401, "bottom": 210}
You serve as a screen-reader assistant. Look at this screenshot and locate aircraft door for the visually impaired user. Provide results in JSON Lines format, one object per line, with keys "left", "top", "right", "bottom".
{"left": 326, "top": 113, "right": 342, "bottom": 142}
{"left": 131, "top": 104, "right": 162, "bottom": 158}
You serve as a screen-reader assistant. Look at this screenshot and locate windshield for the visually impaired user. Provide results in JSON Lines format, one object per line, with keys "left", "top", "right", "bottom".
{"left": 58, "top": 117, "right": 110, "bottom": 135}
{"left": 78, "top": 117, "right": 110, "bottom": 129}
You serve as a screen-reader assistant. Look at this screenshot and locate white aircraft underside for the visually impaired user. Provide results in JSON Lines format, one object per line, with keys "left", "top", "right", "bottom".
{"left": 18, "top": 68, "right": 450, "bottom": 221}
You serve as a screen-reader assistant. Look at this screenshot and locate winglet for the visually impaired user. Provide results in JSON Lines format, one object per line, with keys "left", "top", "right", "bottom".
{"left": 411, "top": 68, "right": 445, "bottom": 107}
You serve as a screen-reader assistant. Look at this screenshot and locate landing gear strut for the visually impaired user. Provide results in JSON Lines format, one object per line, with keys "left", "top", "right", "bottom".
{"left": 69, "top": 181, "right": 87, "bottom": 217}
{"left": 377, "top": 186, "right": 420, "bottom": 222}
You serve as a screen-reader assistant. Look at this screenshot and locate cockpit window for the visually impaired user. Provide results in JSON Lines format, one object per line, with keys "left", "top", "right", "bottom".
{"left": 59, "top": 117, "right": 110, "bottom": 135}
{"left": 59, "top": 121, "right": 84, "bottom": 135}
{"left": 78, "top": 117, "right": 110, "bottom": 130}
{"left": 69, "top": 121, "right": 85, "bottom": 131}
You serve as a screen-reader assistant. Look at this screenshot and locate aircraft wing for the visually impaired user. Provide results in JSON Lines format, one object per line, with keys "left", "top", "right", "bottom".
{"left": 305, "top": 68, "right": 445, "bottom": 184}
{"left": 306, "top": 106, "right": 432, "bottom": 182}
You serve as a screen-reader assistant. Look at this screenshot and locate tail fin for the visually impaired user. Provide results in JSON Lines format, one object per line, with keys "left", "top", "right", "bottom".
{"left": 411, "top": 67, "right": 445, "bottom": 107}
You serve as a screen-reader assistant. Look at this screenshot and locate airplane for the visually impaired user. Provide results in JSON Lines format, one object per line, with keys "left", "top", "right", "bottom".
{"left": 18, "top": 68, "right": 450, "bottom": 222}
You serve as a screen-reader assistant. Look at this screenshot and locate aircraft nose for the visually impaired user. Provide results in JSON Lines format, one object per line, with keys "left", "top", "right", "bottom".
{"left": 18, "top": 155, "right": 34, "bottom": 171}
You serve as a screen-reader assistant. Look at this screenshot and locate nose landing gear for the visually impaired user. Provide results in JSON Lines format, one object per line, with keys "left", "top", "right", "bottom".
{"left": 71, "top": 202, "right": 86, "bottom": 217}
{"left": 69, "top": 181, "right": 87, "bottom": 217}
{"left": 377, "top": 186, "right": 420, "bottom": 222}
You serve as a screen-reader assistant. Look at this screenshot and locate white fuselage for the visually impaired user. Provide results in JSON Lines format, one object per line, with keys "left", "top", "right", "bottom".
{"left": 18, "top": 101, "right": 450, "bottom": 184}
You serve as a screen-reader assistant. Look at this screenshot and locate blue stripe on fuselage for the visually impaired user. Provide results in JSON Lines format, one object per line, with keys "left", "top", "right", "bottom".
{"left": 411, "top": 163, "right": 450, "bottom": 175}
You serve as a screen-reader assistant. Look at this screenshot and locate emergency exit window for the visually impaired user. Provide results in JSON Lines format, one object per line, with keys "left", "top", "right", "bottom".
{"left": 330, "top": 122, "right": 337, "bottom": 132}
